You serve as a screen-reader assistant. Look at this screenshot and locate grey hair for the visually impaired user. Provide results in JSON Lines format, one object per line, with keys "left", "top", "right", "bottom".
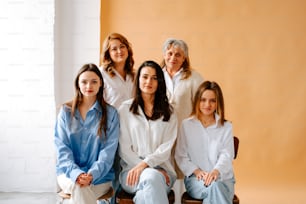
{"left": 162, "top": 38, "right": 189, "bottom": 57}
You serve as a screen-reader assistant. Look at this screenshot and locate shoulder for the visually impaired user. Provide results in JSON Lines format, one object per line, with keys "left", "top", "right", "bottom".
{"left": 223, "top": 120, "right": 233, "bottom": 129}
{"left": 118, "top": 99, "right": 133, "bottom": 112}
{"left": 60, "top": 104, "right": 71, "bottom": 113}
{"left": 190, "top": 69, "right": 204, "bottom": 80}
{"left": 182, "top": 116, "right": 198, "bottom": 126}
{"left": 57, "top": 104, "right": 72, "bottom": 121}
{"left": 106, "top": 103, "right": 117, "bottom": 113}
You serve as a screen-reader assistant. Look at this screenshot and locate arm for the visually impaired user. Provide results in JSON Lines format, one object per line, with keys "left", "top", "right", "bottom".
{"left": 143, "top": 114, "right": 178, "bottom": 167}
{"left": 175, "top": 120, "right": 199, "bottom": 177}
{"left": 213, "top": 123, "right": 234, "bottom": 179}
{"left": 191, "top": 71, "right": 205, "bottom": 101}
{"left": 88, "top": 107, "right": 119, "bottom": 184}
{"left": 54, "top": 106, "right": 84, "bottom": 182}
{"left": 118, "top": 105, "right": 144, "bottom": 167}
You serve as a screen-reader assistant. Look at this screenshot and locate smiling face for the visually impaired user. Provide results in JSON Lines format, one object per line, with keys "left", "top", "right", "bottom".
{"left": 78, "top": 71, "right": 102, "bottom": 98}
{"left": 108, "top": 39, "right": 128, "bottom": 65}
{"left": 139, "top": 66, "right": 158, "bottom": 96}
{"left": 199, "top": 89, "right": 217, "bottom": 117}
{"left": 163, "top": 45, "right": 186, "bottom": 71}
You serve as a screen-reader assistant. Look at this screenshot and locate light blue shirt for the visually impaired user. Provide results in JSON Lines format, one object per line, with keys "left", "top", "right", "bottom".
{"left": 54, "top": 101, "right": 119, "bottom": 185}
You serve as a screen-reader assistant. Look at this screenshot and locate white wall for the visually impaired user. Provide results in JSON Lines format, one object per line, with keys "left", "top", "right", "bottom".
{"left": 55, "top": 0, "right": 101, "bottom": 107}
{"left": 0, "top": 0, "right": 100, "bottom": 192}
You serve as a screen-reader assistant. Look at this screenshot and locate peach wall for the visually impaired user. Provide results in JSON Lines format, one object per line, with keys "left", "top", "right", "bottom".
{"left": 100, "top": 0, "right": 306, "bottom": 202}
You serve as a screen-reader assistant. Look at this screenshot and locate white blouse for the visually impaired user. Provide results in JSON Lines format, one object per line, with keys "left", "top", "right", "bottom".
{"left": 118, "top": 99, "right": 178, "bottom": 176}
{"left": 100, "top": 68, "right": 134, "bottom": 109}
{"left": 162, "top": 68, "right": 204, "bottom": 124}
{"left": 175, "top": 113, "right": 235, "bottom": 181}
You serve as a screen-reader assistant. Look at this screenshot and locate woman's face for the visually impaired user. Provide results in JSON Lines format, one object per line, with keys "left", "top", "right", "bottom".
{"left": 139, "top": 66, "right": 158, "bottom": 95}
{"left": 78, "top": 71, "right": 102, "bottom": 98}
{"left": 199, "top": 90, "right": 217, "bottom": 117}
{"left": 108, "top": 39, "right": 128, "bottom": 65}
{"left": 163, "top": 45, "right": 185, "bottom": 71}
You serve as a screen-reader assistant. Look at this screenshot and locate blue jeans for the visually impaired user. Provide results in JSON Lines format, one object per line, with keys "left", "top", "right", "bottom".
{"left": 184, "top": 175, "right": 235, "bottom": 204}
{"left": 119, "top": 167, "right": 176, "bottom": 204}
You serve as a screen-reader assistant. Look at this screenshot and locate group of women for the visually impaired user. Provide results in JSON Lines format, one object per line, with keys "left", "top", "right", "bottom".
{"left": 54, "top": 33, "right": 235, "bottom": 204}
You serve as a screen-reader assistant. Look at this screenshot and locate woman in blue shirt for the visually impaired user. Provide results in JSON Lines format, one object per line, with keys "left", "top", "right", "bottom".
{"left": 54, "top": 63, "right": 119, "bottom": 204}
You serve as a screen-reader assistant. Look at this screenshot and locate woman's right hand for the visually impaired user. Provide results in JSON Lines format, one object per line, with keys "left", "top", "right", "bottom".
{"left": 126, "top": 161, "right": 148, "bottom": 186}
{"left": 193, "top": 168, "right": 208, "bottom": 181}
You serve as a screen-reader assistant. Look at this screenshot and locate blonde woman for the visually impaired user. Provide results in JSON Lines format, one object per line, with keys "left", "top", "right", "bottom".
{"left": 175, "top": 81, "right": 235, "bottom": 204}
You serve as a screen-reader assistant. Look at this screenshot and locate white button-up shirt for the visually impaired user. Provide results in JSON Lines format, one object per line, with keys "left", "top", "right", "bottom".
{"left": 100, "top": 68, "right": 134, "bottom": 109}
{"left": 118, "top": 99, "right": 178, "bottom": 176}
{"left": 175, "top": 113, "right": 234, "bottom": 180}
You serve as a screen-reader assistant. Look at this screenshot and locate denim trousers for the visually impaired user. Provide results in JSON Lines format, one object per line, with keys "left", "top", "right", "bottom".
{"left": 184, "top": 175, "right": 235, "bottom": 204}
{"left": 119, "top": 167, "right": 176, "bottom": 204}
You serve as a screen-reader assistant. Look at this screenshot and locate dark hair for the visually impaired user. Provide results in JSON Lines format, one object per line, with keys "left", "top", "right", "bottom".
{"left": 67, "top": 63, "right": 108, "bottom": 139}
{"left": 130, "top": 60, "right": 172, "bottom": 121}
{"left": 101, "top": 33, "right": 134, "bottom": 79}
{"left": 191, "top": 81, "right": 226, "bottom": 125}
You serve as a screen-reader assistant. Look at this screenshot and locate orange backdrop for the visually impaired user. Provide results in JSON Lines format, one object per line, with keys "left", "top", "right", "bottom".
{"left": 100, "top": 0, "right": 306, "bottom": 201}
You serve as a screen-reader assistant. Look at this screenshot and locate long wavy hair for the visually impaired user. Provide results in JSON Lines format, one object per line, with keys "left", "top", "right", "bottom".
{"left": 101, "top": 33, "right": 135, "bottom": 79}
{"left": 191, "top": 81, "right": 226, "bottom": 126}
{"left": 160, "top": 38, "right": 192, "bottom": 80}
{"left": 66, "top": 63, "right": 108, "bottom": 139}
{"left": 130, "top": 60, "right": 172, "bottom": 121}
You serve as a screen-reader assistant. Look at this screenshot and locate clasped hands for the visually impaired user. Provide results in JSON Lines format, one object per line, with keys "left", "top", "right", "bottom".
{"left": 193, "top": 168, "right": 220, "bottom": 187}
{"left": 76, "top": 173, "right": 93, "bottom": 187}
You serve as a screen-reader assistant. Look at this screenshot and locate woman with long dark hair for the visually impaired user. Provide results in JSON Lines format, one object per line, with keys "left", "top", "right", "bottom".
{"left": 118, "top": 60, "right": 178, "bottom": 204}
{"left": 54, "top": 63, "right": 119, "bottom": 204}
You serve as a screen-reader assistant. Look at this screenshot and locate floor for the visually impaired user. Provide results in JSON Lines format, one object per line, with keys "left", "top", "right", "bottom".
{"left": 0, "top": 192, "right": 60, "bottom": 204}
{"left": 0, "top": 184, "right": 305, "bottom": 204}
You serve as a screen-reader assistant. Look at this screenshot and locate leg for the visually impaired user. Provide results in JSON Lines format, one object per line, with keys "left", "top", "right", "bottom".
{"left": 172, "top": 179, "right": 185, "bottom": 204}
{"left": 120, "top": 168, "right": 175, "bottom": 204}
{"left": 110, "top": 149, "right": 121, "bottom": 204}
{"left": 185, "top": 175, "right": 235, "bottom": 204}
{"left": 57, "top": 174, "right": 111, "bottom": 204}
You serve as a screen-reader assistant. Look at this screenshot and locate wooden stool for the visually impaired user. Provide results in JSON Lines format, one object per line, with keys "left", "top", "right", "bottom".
{"left": 116, "top": 188, "right": 175, "bottom": 204}
{"left": 58, "top": 186, "right": 114, "bottom": 203}
{"left": 181, "top": 192, "right": 239, "bottom": 204}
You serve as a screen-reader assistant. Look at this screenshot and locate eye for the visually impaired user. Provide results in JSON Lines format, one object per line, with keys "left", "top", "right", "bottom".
{"left": 210, "top": 99, "right": 216, "bottom": 103}
{"left": 80, "top": 80, "right": 87, "bottom": 84}
{"left": 200, "top": 98, "right": 206, "bottom": 102}
{"left": 141, "top": 75, "right": 148, "bottom": 79}
{"left": 175, "top": 53, "right": 182, "bottom": 58}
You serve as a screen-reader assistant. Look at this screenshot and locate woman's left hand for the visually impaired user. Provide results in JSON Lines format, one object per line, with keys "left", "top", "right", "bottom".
{"left": 126, "top": 162, "right": 148, "bottom": 186}
{"left": 203, "top": 169, "right": 219, "bottom": 186}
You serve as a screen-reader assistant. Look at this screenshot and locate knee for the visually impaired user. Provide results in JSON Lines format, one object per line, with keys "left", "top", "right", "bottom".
{"left": 209, "top": 180, "right": 230, "bottom": 194}
{"left": 139, "top": 168, "right": 164, "bottom": 188}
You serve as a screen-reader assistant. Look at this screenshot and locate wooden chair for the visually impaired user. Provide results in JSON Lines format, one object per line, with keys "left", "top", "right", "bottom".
{"left": 181, "top": 136, "right": 240, "bottom": 204}
{"left": 116, "top": 188, "right": 175, "bottom": 204}
{"left": 58, "top": 186, "right": 114, "bottom": 204}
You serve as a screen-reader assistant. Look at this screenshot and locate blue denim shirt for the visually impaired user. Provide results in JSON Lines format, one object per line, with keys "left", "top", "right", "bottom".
{"left": 54, "top": 101, "right": 119, "bottom": 185}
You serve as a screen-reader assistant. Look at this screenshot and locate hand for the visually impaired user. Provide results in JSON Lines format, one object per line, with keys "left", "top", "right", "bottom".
{"left": 157, "top": 168, "right": 170, "bottom": 186}
{"left": 193, "top": 169, "right": 208, "bottom": 181}
{"left": 76, "top": 173, "right": 93, "bottom": 187}
{"left": 203, "top": 169, "right": 219, "bottom": 186}
{"left": 126, "top": 162, "right": 148, "bottom": 186}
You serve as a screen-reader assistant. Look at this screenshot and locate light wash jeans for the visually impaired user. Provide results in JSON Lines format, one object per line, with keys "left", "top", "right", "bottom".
{"left": 184, "top": 175, "right": 235, "bottom": 204}
{"left": 119, "top": 167, "right": 176, "bottom": 204}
